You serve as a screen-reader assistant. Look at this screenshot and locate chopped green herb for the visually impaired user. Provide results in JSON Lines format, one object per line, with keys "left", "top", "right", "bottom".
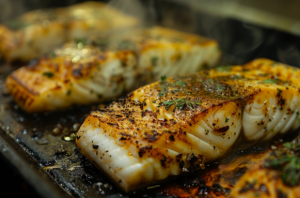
{"left": 259, "top": 79, "right": 278, "bottom": 84}
{"left": 254, "top": 193, "right": 260, "bottom": 197}
{"left": 74, "top": 38, "right": 87, "bottom": 46}
{"left": 158, "top": 76, "right": 169, "bottom": 97}
{"left": 253, "top": 179, "right": 257, "bottom": 184}
{"left": 225, "top": 117, "right": 229, "bottom": 123}
{"left": 215, "top": 66, "right": 233, "bottom": 72}
{"left": 49, "top": 51, "right": 56, "bottom": 58}
{"left": 170, "top": 80, "right": 185, "bottom": 87}
{"left": 152, "top": 100, "right": 156, "bottom": 103}
{"left": 162, "top": 98, "right": 201, "bottom": 110}
{"left": 97, "top": 94, "right": 103, "bottom": 99}
{"left": 151, "top": 57, "right": 158, "bottom": 66}
{"left": 271, "top": 62, "right": 279, "bottom": 66}
{"left": 279, "top": 98, "right": 286, "bottom": 106}
{"left": 67, "top": 90, "right": 71, "bottom": 96}
{"left": 90, "top": 90, "right": 94, "bottom": 94}
{"left": 161, "top": 76, "right": 167, "bottom": 84}
{"left": 264, "top": 143, "right": 300, "bottom": 186}
{"left": 277, "top": 88, "right": 282, "bottom": 97}
{"left": 121, "top": 60, "right": 126, "bottom": 67}
{"left": 43, "top": 72, "right": 53, "bottom": 78}
{"left": 205, "top": 129, "right": 209, "bottom": 134}
{"left": 284, "top": 142, "right": 292, "bottom": 149}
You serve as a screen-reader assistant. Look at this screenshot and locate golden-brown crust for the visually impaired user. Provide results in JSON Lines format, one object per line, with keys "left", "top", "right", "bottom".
{"left": 82, "top": 58, "right": 300, "bottom": 162}
{"left": 5, "top": 26, "right": 219, "bottom": 113}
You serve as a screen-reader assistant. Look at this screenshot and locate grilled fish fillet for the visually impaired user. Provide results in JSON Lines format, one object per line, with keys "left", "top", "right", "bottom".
{"left": 229, "top": 137, "right": 300, "bottom": 198}
{"left": 0, "top": 1, "right": 138, "bottom": 62}
{"left": 5, "top": 26, "right": 220, "bottom": 113}
{"left": 76, "top": 59, "right": 300, "bottom": 192}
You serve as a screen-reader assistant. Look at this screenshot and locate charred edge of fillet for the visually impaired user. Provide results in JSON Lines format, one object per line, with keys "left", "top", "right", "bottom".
{"left": 6, "top": 76, "right": 35, "bottom": 107}
{"left": 10, "top": 73, "right": 39, "bottom": 95}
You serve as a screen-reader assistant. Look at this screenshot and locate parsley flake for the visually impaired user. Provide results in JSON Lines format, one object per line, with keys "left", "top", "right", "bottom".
{"left": 43, "top": 72, "right": 53, "bottom": 78}
{"left": 277, "top": 88, "right": 282, "bottom": 97}
{"left": 170, "top": 80, "right": 185, "bottom": 87}
{"left": 151, "top": 57, "right": 158, "bottom": 66}
{"left": 283, "top": 142, "right": 292, "bottom": 149}
{"left": 162, "top": 98, "right": 201, "bottom": 110}
{"left": 205, "top": 129, "right": 209, "bottom": 134}
{"left": 215, "top": 66, "right": 233, "bottom": 72}
{"left": 49, "top": 51, "right": 56, "bottom": 58}
{"left": 259, "top": 79, "right": 278, "bottom": 84}
{"left": 158, "top": 76, "right": 169, "bottom": 97}
{"left": 225, "top": 117, "right": 229, "bottom": 123}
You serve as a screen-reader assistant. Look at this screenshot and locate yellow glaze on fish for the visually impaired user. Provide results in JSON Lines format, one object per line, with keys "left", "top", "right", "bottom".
{"left": 0, "top": 1, "right": 138, "bottom": 62}
{"left": 5, "top": 27, "right": 220, "bottom": 113}
{"left": 76, "top": 59, "right": 300, "bottom": 192}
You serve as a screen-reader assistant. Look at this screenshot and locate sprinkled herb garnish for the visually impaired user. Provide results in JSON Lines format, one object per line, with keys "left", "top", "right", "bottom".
{"left": 225, "top": 117, "right": 229, "bottom": 123}
{"left": 97, "top": 94, "right": 103, "bottom": 99}
{"left": 170, "top": 80, "right": 185, "bottom": 87}
{"left": 264, "top": 142, "right": 300, "bottom": 186}
{"left": 283, "top": 142, "right": 292, "bottom": 149}
{"left": 158, "top": 76, "right": 169, "bottom": 97}
{"left": 205, "top": 129, "right": 209, "bottom": 135}
{"left": 215, "top": 66, "right": 233, "bottom": 72}
{"left": 151, "top": 57, "right": 158, "bottom": 66}
{"left": 253, "top": 179, "right": 257, "bottom": 184}
{"left": 162, "top": 98, "right": 201, "bottom": 110}
{"left": 259, "top": 79, "right": 278, "bottom": 84}
{"left": 121, "top": 60, "right": 126, "bottom": 67}
{"left": 74, "top": 38, "right": 87, "bottom": 46}
{"left": 271, "top": 62, "right": 279, "bottom": 66}
{"left": 49, "top": 51, "right": 56, "bottom": 58}
{"left": 277, "top": 88, "right": 282, "bottom": 97}
{"left": 279, "top": 98, "right": 286, "bottom": 106}
{"left": 67, "top": 90, "right": 71, "bottom": 96}
{"left": 43, "top": 72, "right": 53, "bottom": 78}
{"left": 152, "top": 100, "right": 156, "bottom": 103}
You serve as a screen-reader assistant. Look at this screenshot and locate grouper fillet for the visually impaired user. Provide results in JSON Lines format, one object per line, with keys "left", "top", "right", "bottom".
{"left": 0, "top": 1, "right": 138, "bottom": 62}
{"left": 76, "top": 59, "right": 300, "bottom": 192}
{"left": 5, "top": 26, "right": 220, "bottom": 113}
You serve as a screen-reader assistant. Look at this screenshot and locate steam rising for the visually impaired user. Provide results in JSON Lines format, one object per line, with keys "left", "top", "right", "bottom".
{"left": 108, "top": 0, "right": 148, "bottom": 26}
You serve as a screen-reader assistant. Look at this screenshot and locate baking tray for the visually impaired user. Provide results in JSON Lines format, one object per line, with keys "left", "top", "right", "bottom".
{"left": 1, "top": 1, "right": 300, "bottom": 198}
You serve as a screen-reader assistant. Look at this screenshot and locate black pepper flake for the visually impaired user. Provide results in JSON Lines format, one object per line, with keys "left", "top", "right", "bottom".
{"left": 160, "top": 156, "right": 167, "bottom": 167}
{"left": 92, "top": 144, "right": 99, "bottom": 149}
{"left": 76, "top": 135, "right": 81, "bottom": 140}
{"left": 169, "top": 135, "right": 175, "bottom": 141}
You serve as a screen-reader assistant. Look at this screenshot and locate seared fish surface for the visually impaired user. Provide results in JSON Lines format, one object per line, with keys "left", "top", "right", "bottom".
{"left": 76, "top": 59, "right": 300, "bottom": 192}
{"left": 0, "top": 1, "right": 138, "bottom": 62}
{"left": 5, "top": 27, "right": 220, "bottom": 113}
{"left": 229, "top": 136, "right": 300, "bottom": 198}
